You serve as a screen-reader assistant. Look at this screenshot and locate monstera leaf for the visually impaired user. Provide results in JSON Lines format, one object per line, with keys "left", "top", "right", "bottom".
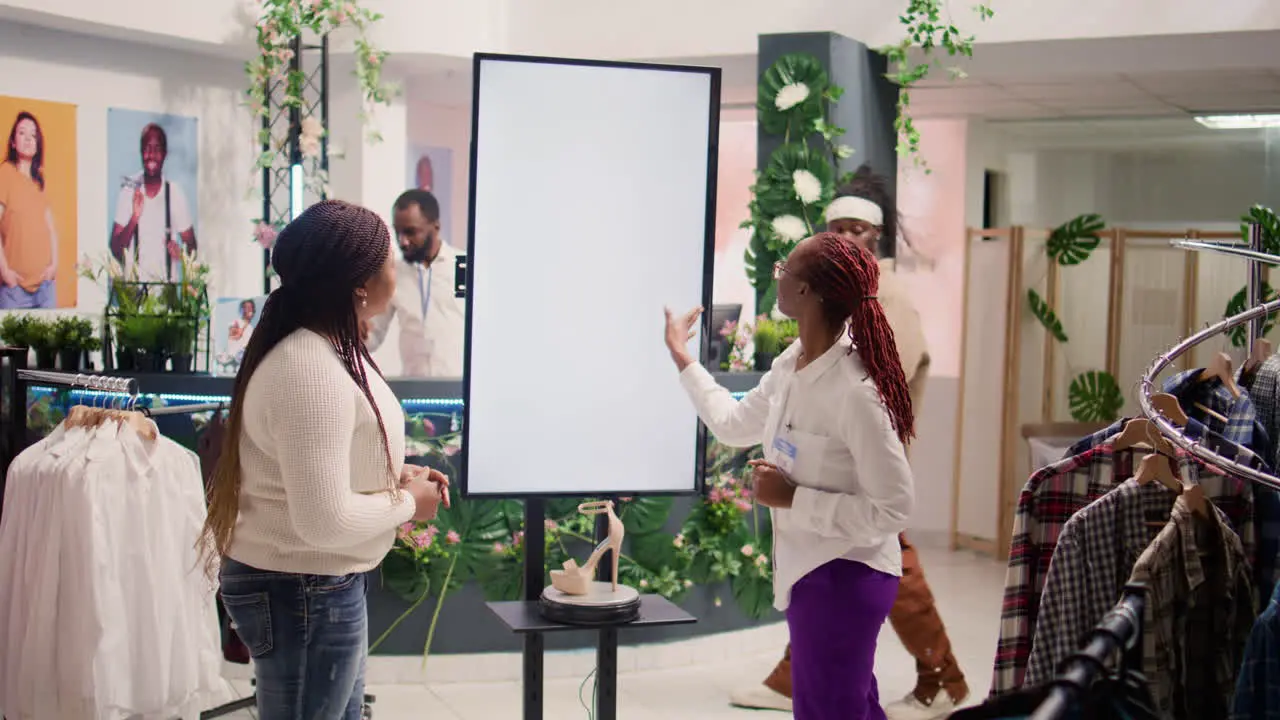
{"left": 619, "top": 496, "right": 674, "bottom": 536}
{"left": 744, "top": 229, "right": 779, "bottom": 313}
{"left": 431, "top": 492, "right": 516, "bottom": 582}
{"left": 1027, "top": 289, "right": 1069, "bottom": 343}
{"left": 1241, "top": 205, "right": 1280, "bottom": 258}
{"left": 730, "top": 571, "right": 774, "bottom": 620}
{"left": 757, "top": 53, "right": 829, "bottom": 135}
{"left": 381, "top": 549, "right": 431, "bottom": 601}
{"left": 1068, "top": 371, "right": 1124, "bottom": 423}
{"left": 1225, "top": 282, "right": 1280, "bottom": 348}
{"left": 752, "top": 145, "right": 836, "bottom": 241}
{"left": 1046, "top": 213, "right": 1105, "bottom": 266}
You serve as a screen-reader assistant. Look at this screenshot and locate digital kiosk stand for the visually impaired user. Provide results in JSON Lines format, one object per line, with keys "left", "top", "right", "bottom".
{"left": 485, "top": 499, "right": 695, "bottom": 720}
{"left": 461, "top": 53, "right": 720, "bottom": 720}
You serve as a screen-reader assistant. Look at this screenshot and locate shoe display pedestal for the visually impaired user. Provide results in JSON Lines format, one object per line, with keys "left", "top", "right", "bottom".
{"left": 538, "top": 582, "right": 641, "bottom": 626}
{"left": 487, "top": 593, "right": 695, "bottom": 720}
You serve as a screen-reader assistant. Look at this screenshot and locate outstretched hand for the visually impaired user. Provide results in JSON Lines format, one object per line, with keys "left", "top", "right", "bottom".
{"left": 663, "top": 306, "right": 702, "bottom": 353}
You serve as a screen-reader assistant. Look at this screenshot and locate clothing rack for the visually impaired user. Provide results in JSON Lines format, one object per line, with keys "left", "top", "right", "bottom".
{"left": 0, "top": 368, "right": 262, "bottom": 720}
{"left": 1029, "top": 584, "right": 1147, "bottom": 720}
{"left": 145, "top": 401, "right": 226, "bottom": 417}
{"left": 1140, "top": 223, "right": 1280, "bottom": 490}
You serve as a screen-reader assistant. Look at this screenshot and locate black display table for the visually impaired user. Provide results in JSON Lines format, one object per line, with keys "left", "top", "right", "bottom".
{"left": 486, "top": 594, "right": 696, "bottom": 720}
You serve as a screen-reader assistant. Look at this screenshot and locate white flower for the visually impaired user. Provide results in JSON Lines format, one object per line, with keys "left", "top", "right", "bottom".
{"left": 683, "top": 579, "right": 693, "bottom": 588}
{"left": 770, "top": 215, "right": 807, "bottom": 243}
{"left": 792, "top": 169, "right": 822, "bottom": 205}
{"left": 300, "top": 116, "right": 325, "bottom": 141}
{"left": 774, "top": 83, "right": 810, "bottom": 111}
{"left": 639, "top": 579, "right": 649, "bottom": 588}
{"left": 673, "top": 534, "right": 685, "bottom": 548}
{"left": 741, "top": 544, "right": 755, "bottom": 557}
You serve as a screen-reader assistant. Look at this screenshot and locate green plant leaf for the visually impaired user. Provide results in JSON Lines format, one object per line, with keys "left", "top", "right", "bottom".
{"left": 629, "top": 531, "right": 680, "bottom": 569}
{"left": 381, "top": 549, "right": 431, "bottom": 602}
{"left": 730, "top": 570, "right": 774, "bottom": 620}
{"left": 1225, "top": 282, "right": 1280, "bottom": 348}
{"left": 619, "top": 496, "right": 673, "bottom": 536}
{"left": 1241, "top": 205, "right": 1280, "bottom": 257}
{"left": 1027, "top": 289, "right": 1069, "bottom": 343}
{"left": 1068, "top": 371, "right": 1124, "bottom": 423}
{"left": 757, "top": 53, "right": 829, "bottom": 136}
{"left": 1046, "top": 213, "right": 1105, "bottom": 266}
{"left": 754, "top": 144, "right": 836, "bottom": 234}
{"left": 431, "top": 491, "right": 513, "bottom": 582}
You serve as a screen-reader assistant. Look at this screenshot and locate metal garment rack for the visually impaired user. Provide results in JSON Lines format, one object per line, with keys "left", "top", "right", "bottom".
{"left": 1029, "top": 585, "right": 1147, "bottom": 720}
{"left": 1142, "top": 222, "right": 1280, "bottom": 490}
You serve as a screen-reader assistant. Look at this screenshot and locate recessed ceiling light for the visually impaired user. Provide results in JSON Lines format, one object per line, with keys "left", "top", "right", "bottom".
{"left": 1193, "top": 114, "right": 1280, "bottom": 130}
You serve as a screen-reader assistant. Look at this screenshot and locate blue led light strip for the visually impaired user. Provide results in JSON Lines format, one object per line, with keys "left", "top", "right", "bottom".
{"left": 29, "top": 387, "right": 748, "bottom": 407}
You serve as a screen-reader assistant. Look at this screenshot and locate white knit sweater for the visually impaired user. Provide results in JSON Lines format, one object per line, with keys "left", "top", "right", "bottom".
{"left": 227, "top": 329, "right": 416, "bottom": 575}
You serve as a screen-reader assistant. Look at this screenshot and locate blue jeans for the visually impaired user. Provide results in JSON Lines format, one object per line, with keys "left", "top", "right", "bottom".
{"left": 0, "top": 280, "right": 53, "bottom": 309}
{"left": 219, "top": 558, "right": 369, "bottom": 720}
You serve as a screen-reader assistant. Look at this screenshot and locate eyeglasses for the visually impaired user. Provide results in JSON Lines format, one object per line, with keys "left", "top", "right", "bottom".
{"left": 773, "top": 261, "right": 788, "bottom": 280}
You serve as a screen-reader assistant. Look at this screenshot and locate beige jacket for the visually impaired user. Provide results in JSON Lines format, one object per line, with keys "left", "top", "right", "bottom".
{"left": 876, "top": 257, "right": 930, "bottom": 414}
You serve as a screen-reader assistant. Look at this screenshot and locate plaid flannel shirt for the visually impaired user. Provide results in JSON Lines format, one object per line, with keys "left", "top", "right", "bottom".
{"left": 1129, "top": 494, "right": 1253, "bottom": 720}
{"left": 1244, "top": 355, "right": 1280, "bottom": 468}
{"left": 1064, "top": 416, "right": 1280, "bottom": 608}
{"left": 1163, "top": 367, "right": 1266, "bottom": 451}
{"left": 1233, "top": 583, "right": 1280, "bottom": 720}
{"left": 990, "top": 444, "right": 1256, "bottom": 698}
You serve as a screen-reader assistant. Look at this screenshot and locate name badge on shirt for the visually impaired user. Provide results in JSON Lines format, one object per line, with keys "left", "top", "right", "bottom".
{"left": 772, "top": 436, "right": 797, "bottom": 475}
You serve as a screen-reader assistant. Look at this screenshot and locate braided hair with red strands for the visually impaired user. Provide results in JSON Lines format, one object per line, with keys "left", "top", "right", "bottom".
{"left": 799, "top": 232, "right": 916, "bottom": 445}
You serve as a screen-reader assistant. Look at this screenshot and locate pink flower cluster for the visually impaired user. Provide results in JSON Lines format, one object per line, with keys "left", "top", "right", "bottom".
{"left": 708, "top": 475, "right": 754, "bottom": 513}
{"left": 398, "top": 522, "right": 439, "bottom": 549}
{"left": 253, "top": 222, "right": 278, "bottom": 250}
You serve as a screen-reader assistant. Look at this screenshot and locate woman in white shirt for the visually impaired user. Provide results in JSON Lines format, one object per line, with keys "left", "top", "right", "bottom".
{"left": 198, "top": 200, "right": 446, "bottom": 720}
{"left": 665, "top": 232, "right": 915, "bottom": 720}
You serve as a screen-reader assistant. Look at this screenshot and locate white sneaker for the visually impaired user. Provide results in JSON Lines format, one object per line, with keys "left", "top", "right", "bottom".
{"left": 884, "top": 688, "right": 964, "bottom": 720}
{"left": 729, "top": 684, "right": 793, "bottom": 712}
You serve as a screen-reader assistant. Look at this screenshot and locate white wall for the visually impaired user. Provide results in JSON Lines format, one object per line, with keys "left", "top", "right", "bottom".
{"left": 0, "top": 20, "right": 262, "bottom": 318}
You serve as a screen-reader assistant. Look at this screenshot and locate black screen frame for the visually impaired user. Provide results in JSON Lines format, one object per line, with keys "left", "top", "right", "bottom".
{"left": 460, "top": 52, "right": 722, "bottom": 500}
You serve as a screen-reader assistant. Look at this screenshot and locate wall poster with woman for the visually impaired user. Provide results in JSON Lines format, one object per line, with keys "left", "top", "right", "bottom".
{"left": 0, "top": 96, "right": 78, "bottom": 309}
{"left": 106, "top": 108, "right": 199, "bottom": 284}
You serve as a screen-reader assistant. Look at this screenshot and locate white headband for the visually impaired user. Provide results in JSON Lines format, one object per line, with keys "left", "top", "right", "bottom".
{"left": 825, "top": 196, "right": 883, "bottom": 226}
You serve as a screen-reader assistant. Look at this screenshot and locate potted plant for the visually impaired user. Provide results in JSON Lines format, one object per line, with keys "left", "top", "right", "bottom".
{"left": 160, "top": 317, "right": 197, "bottom": 373}
{"left": 752, "top": 317, "right": 797, "bottom": 371}
{"left": 116, "top": 315, "right": 164, "bottom": 372}
{"left": 27, "top": 317, "right": 57, "bottom": 369}
{"left": 0, "top": 313, "right": 31, "bottom": 350}
{"left": 54, "top": 317, "right": 100, "bottom": 372}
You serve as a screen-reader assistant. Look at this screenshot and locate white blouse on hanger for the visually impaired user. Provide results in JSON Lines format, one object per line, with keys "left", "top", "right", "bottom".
{"left": 0, "top": 417, "right": 228, "bottom": 720}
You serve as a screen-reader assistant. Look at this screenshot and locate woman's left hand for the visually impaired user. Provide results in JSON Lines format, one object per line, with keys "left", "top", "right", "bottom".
{"left": 401, "top": 464, "right": 451, "bottom": 509}
{"left": 748, "top": 459, "right": 796, "bottom": 509}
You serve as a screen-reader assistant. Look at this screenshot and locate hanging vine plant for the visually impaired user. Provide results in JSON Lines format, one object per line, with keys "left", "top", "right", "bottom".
{"left": 246, "top": 0, "right": 396, "bottom": 175}
{"left": 882, "top": 0, "right": 995, "bottom": 170}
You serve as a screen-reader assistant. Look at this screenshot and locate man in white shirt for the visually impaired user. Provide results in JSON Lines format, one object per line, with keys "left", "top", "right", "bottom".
{"left": 109, "top": 123, "right": 196, "bottom": 281}
{"left": 363, "top": 190, "right": 464, "bottom": 377}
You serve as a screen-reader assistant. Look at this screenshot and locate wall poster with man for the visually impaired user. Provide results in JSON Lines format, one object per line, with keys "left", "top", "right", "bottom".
{"left": 106, "top": 108, "right": 199, "bottom": 284}
{"left": 0, "top": 95, "right": 78, "bottom": 309}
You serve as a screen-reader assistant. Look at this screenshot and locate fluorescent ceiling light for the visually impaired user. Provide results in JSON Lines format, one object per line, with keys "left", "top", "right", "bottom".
{"left": 1194, "top": 114, "right": 1280, "bottom": 130}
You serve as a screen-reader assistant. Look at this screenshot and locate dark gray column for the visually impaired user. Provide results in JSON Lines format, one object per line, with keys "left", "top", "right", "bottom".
{"left": 757, "top": 32, "right": 899, "bottom": 258}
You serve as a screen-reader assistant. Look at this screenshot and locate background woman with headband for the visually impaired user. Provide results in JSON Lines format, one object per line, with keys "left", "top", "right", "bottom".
{"left": 729, "top": 164, "right": 969, "bottom": 720}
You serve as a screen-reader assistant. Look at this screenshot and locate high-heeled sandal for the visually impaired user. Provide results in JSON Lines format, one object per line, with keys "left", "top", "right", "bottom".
{"left": 549, "top": 500, "right": 625, "bottom": 596}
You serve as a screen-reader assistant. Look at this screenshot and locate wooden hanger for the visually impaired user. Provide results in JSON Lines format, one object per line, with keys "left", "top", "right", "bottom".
{"left": 1199, "top": 352, "right": 1242, "bottom": 399}
{"left": 1112, "top": 418, "right": 1176, "bottom": 455}
{"left": 1134, "top": 453, "right": 1181, "bottom": 494}
{"left": 1180, "top": 483, "right": 1208, "bottom": 517}
{"left": 1150, "top": 393, "right": 1188, "bottom": 427}
{"left": 1246, "top": 338, "right": 1274, "bottom": 375}
{"left": 63, "top": 404, "right": 156, "bottom": 441}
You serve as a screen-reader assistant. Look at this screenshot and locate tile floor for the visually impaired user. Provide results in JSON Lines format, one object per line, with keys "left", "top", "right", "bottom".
{"left": 214, "top": 538, "right": 1006, "bottom": 719}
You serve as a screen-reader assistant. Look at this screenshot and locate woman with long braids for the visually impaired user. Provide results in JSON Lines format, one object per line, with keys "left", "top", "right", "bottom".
{"left": 731, "top": 166, "right": 969, "bottom": 720}
{"left": 199, "top": 200, "right": 446, "bottom": 719}
{"left": 665, "top": 232, "right": 915, "bottom": 719}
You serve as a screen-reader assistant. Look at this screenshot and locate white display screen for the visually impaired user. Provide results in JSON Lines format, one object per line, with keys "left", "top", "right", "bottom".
{"left": 462, "top": 54, "right": 720, "bottom": 497}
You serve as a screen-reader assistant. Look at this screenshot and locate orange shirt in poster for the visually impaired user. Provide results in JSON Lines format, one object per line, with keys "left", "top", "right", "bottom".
{"left": 0, "top": 162, "right": 53, "bottom": 293}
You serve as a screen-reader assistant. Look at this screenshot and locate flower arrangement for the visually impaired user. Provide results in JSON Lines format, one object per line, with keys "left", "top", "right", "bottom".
{"left": 245, "top": 0, "right": 395, "bottom": 200}
{"left": 719, "top": 315, "right": 798, "bottom": 372}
